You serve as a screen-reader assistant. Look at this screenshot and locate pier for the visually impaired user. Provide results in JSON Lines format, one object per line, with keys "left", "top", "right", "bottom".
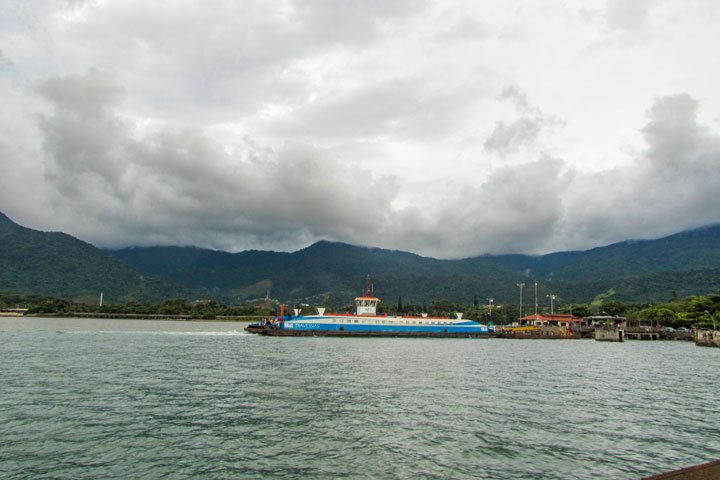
{"left": 625, "top": 326, "right": 661, "bottom": 340}
{"left": 695, "top": 330, "right": 720, "bottom": 348}
{"left": 595, "top": 325, "right": 625, "bottom": 342}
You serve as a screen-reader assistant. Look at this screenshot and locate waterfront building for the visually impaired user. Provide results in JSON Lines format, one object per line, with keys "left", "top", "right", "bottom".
{"left": 519, "top": 313, "right": 581, "bottom": 328}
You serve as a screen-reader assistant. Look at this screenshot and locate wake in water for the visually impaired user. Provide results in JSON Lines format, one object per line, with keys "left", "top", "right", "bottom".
{"left": 58, "top": 330, "right": 251, "bottom": 336}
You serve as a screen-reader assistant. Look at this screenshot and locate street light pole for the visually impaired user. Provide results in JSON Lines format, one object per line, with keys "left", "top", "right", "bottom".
{"left": 487, "top": 297, "right": 494, "bottom": 324}
{"left": 534, "top": 281, "right": 538, "bottom": 316}
{"left": 517, "top": 283, "right": 525, "bottom": 325}
{"left": 547, "top": 294, "right": 556, "bottom": 317}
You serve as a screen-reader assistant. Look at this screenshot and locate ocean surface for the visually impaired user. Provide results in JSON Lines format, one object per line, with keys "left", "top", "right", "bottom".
{"left": 0, "top": 317, "right": 718, "bottom": 479}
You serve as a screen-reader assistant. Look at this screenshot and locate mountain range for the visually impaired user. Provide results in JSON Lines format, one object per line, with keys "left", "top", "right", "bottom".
{"left": 2, "top": 210, "right": 720, "bottom": 306}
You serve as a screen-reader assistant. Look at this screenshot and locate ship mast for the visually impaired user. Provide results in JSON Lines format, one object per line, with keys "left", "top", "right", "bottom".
{"left": 356, "top": 275, "right": 379, "bottom": 316}
{"left": 364, "top": 275, "right": 373, "bottom": 297}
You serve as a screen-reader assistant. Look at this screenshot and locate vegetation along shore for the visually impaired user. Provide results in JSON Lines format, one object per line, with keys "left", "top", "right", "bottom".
{"left": 2, "top": 290, "right": 718, "bottom": 332}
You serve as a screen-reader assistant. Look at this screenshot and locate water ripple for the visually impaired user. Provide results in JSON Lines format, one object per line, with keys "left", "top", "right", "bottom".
{"left": 0, "top": 321, "right": 719, "bottom": 479}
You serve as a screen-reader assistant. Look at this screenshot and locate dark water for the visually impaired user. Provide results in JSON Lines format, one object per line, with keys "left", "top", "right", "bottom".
{"left": 1, "top": 318, "right": 718, "bottom": 479}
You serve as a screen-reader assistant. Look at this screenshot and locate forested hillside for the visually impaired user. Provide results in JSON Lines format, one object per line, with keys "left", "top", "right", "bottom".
{"left": 3, "top": 210, "right": 720, "bottom": 306}
{"left": 0, "top": 212, "right": 189, "bottom": 303}
{"left": 110, "top": 225, "right": 720, "bottom": 306}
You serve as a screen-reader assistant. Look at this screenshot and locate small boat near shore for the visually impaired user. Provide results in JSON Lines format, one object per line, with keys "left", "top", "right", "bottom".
{"left": 245, "top": 277, "right": 492, "bottom": 338}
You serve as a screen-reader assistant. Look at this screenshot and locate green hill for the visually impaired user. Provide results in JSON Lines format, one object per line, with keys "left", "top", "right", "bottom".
{"left": 0, "top": 212, "right": 189, "bottom": 303}
{"left": 538, "top": 225, "right": 720, "bottom": 281}
{"left": 109, "top": 240, "right": 524, "bottom": 306}
{"left": 4, "top": 209, "right": 720, "bottom": 307}
{"left": 109, "top": 225, "right": 720, "bottom": 306}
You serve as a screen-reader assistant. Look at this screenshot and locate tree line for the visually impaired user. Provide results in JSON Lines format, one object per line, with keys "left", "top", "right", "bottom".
{"left": 0, "top": 293, "right": 273, "bottom": 320}
{"left": 2, "top": 290, "right": 719, "bottom": 329}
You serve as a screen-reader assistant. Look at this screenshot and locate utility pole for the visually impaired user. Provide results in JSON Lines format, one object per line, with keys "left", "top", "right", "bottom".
{"left": 517, "top": 283, "right": 525, "bottom": 324}
{"left": 547, "top": 294, "right": 556, "bottom": 317}
{"left": 534, "top": 281, "right": 538, "bottom": 316}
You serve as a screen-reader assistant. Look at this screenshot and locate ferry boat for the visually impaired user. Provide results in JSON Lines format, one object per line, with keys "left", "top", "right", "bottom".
{"left": 245, "top": 277, "right": 491, "bottom": 338}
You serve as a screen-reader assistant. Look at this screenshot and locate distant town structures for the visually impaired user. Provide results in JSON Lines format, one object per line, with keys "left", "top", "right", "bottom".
{"left": 519, "top": 313, "right": 581, "bottom": 328}
{"left": 585, "top": 315, "right": 627, "bottom": 342}
{"left": 695, "top": 330, "right": 720, "bottom": 347}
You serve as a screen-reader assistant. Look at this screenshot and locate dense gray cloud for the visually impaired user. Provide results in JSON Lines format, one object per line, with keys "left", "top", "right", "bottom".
{"left": 483, "top": 86, "right": 560, "bottom": 156}
{"left": 27, "top": 71, "right": 400, "bottom": 252}
{"left": 0, "top": 50, "right": 12, "bottom": 70}
{"left": 558, "top": 93, "right": 720, "bottom": 250}
{"left": 34, "top": 0, "right": 429, "bottom": 123}
{"left": 1, "top": 1, "right": 720, "bottom": 258}
{"left": 483, "top": 118, "right": 542, "bottom": 155}
{"left": 389, "top": 155, "right": 569, "bottom": 256}
{"left": 606, "top": 0, "right": 658, "bottom": 31}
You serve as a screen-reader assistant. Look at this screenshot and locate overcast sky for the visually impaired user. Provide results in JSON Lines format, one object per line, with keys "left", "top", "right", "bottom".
{"left": 1, "top": 0, "right": 719, "bottom": 258}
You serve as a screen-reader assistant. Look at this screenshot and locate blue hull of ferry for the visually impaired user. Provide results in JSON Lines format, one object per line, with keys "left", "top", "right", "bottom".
{"left": 246, "top": 317, "right": 492, "bottom": 337}
{"left": 283, "top": 322, "right": 487, "bottom": 334}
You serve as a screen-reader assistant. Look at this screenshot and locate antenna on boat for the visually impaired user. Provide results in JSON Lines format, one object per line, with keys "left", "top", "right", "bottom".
{"left": 364, "top": 275, "right": 373, "bottom": 297}
{"left": 357, "top": 275, "right": 379, "bottom": 316}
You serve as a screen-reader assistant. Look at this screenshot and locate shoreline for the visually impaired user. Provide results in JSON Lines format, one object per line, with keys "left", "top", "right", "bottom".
{"left": 18, "top": 313, "right": 259, "bottom": 322}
